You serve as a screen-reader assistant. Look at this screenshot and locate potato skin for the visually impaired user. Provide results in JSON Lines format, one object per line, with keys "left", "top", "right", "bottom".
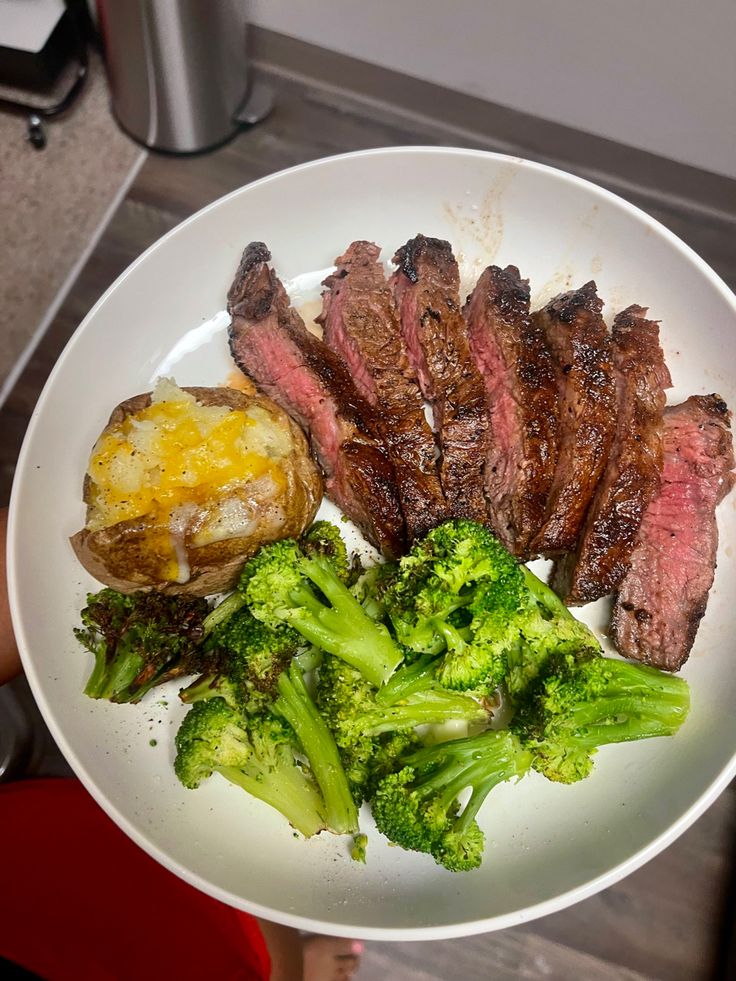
{"left": 70, "top": 387, "right": 322, "bottom": 596}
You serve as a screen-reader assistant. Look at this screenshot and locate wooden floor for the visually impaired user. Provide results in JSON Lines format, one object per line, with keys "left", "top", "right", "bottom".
{"left": 2, "top": 71, "right": 735, "bottom": 981}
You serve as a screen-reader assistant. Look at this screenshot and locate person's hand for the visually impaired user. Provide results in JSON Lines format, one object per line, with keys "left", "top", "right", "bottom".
{"left": 0, "top": 508, "right": 22, "bottom": 685}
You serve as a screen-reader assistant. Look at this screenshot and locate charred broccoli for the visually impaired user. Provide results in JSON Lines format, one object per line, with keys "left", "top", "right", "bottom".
{"left": 75, "top": 588, "right": 211, "bottom": 703}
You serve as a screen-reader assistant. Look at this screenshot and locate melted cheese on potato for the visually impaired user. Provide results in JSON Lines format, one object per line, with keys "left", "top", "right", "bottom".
{"left": 85, "top": 380, "right": 290, "bottom": 580}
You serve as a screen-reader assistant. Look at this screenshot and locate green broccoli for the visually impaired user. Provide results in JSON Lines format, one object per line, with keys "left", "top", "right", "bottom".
{"left": 371, "top": 729, "right": 532, "bottom": 871}
{"left": 174, "top": 698, "right": 325, "bottom": 838}
{"left": 74, "top": 588, "right": 211, "bottom": 703}
{"left": 351, "top": 561, "right": 398, "bottom": 621}
{"left": 351, "top": 833, "right": 368, "bottom": 863}
{"left": 301, "top": 521, "right": 350, "bottom": 581}
{"left": 503, "top": 567, "right": 601, "bottom": 701}
{"left": 383, "top": 520, "right": 600, "bottom": 693}
{"left": 274, "top": 662, "right": 359, "bottom": 835}
{"left": 242, "top": 539, "right": 402, "bottom": 687}
{"left": 179, "top": 604, "right": 300, "bottom": 714}
{"left": 511, "top": 655, "right": 691, "bottom": 783}
{"left": 316, "top": 653, "right": 487, "bottom": 804}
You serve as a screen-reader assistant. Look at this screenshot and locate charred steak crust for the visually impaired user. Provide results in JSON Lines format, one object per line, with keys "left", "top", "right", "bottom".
{"left": 611, "top": 394, "right": 735, "bottom": 671}
{"left": 555, "top": 305, "right": 672, "bottom": 603}
{"left": 465, "top": 264, "right": 558, "bottom": 558}
{"left": 529, "top": 282, "right": 617, "bottom": 555}
{"left": 319, "top": 241, "right": 447, "bottom": 540}
{"left": 391, "top": 235, "right": 489, "bottom": 522}
{"left": 227, "top": 242, "right": 406, "bottom": 558}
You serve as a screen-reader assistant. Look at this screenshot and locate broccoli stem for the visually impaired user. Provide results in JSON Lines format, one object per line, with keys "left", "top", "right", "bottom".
{"left": 86, "top": 645, "right": 142, "bottom": 701}
{"left": 217, "top": 764, "right": 325, "bottom": 839}
{"left": 178, "top": 674, "right": 220, "bottom": 704}
{"left": 521, "top": 565, "right": 575, "bottom": 621}
{"left": 406, "top": 730, "right": 532, "bottom": 831}
{"left": 568, "top": 660, "right": 690, "bottom": 744}
{"left": 375, "top": 655, "right": 438, "bottom": 706}
{"left": 82, "top": 641, "right": 111, "bottom": 699}
{"left": 286, "top": 556, "right": 402, "bottom": 687}
{"left": 203, "top": 592, "right": 246, "bottom": 636}
{"left": 365, "top": 692, "right": 487, "bottom": 735}
{"left": 275, "top": 664, "right": 359, "bottom": 835}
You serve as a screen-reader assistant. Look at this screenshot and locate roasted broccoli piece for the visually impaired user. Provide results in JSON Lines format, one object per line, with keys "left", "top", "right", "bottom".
{"left": 351, "top": 561, "right": 398, "bottom": 621}
{"left": 371, "top": 729, "right": 532, "bottom": 871}
{"left": 383, "top": 520, "right": 600, "bottom": 693}
{"left": 316, "top": 653, "right": 487, "bottom": 804}
{"left": 511, "top": 655, "right": 691, "bottom": 783}
{"left": 179, "top": 604, "right": 300, "bottom": 714}
{"left": 301, "top": 521, "right": 350, "bottom": 581}
{"left": 274, "top": 662, "right": 359, "bottom": 835}
{"left": 503, "top": 566, "right": 601, "bottom": 701}
{"left": 242, "top": 539, "right": 402, "bottom": 687}
{"left": 75, "top": 588, "right": 211, "bottom": 703}
{"left": 174, "top": 698, "right": 325, "bottom": 838}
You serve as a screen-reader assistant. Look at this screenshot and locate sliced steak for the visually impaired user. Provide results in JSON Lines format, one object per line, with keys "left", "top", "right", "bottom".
{"left": 319, "top": 240, "right": 447, "bottom": 541}
{"left": 612, "top": 395, "right": 735, "bottom": 671}
{"left": 227, "top": 241, "right": 406, "bottom": 558}
{"left": 529, "top": 282, "right": 617, "bottom": 555}
{"left": 464, "top": 264, "right": 558, "bottom": 558}
{"left": 391, "top": 235, "right": 489, "bottom": 521}
{"left": 554, "top": 306, "right": 671, "bottom": 602}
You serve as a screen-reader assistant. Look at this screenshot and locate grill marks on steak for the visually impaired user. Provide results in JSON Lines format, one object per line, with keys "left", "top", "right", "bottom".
{"left": 391, "top": 235, "right": 489, "bottom": 521}
{"left": 318, "top": 241, "right": 447, "bottom": 540}
{"left": 612, "top": 395, "right": 735, "bottom": 671}
{"left": 465, "top": 265, "right": 558, "bottom": 558}
{"left": 529, "top": 282, "right": 617, "bottom": 555}
{"left": 554, "top": 306, "right": 671, "bottom": 603}
{"left": 227, "top": 241, "right": 406, "bottom": 558}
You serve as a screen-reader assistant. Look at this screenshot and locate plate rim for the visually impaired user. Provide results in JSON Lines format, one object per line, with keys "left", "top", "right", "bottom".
{"left": 8, "top": 145, "right": 736, "bottom": 940}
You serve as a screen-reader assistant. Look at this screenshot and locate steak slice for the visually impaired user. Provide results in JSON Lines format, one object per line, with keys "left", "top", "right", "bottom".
{"left": 464, "top": 264, "right": 558, "bottom": 558}
{"left": 391, "top": 235, "right": 489, "bottom": 521}
{"left": 612, "top": 395, "right": 735, "bottom": 671}
{"left": 227, "top": 241, "right": 406, "bottom": 558}
{"left": 554, "top": 306, "right": 671, "bottom": 603}
{"left": 319, "top": 240, "right": 448, "bottom": 541}
{"left": 529, "top": 282, "right": 617, "bottom": 555}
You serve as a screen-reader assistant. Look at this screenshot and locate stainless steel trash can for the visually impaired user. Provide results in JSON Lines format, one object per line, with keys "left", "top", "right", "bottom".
{"left": 97, "top": 0, "right": 271, "bottom": 153}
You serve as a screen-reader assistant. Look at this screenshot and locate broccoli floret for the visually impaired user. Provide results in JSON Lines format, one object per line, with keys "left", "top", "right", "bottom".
{"left": 274, "top": 662, "right": 359, "bottom": 835}
{"left": 317, "top": 653, "right": 489, "bottom": 804}
{"left": 383, "top": 520, "right": 600, "bottom": 694}
{"left": 503, "top": 566, "right": 601, "bottom": 701}
{"left": 351, "top": 561, "right": 398, "bottom": 621}
{"left": 180, "top": 604, "right": 300, "bottom": 714}
{"left": 301, "top": 521, "right": 350, "bottom": 581}
{"left": 74, "top": 588, "right": 211, "bottom": 703}
{"left": 174, "top": 698, "right": 325, "bottom": 838}
{"left": 511, "top": 655, "right": 690, "bottom": 783}
{"left": 316, "top": 655, "right": 378, "bottom": 801}
{"left": 384, "top": 520, "right": 513, "bottom": 656}
{"left": 371, "top": 729, "right": 532, "bottom": 871}
{"left": 242, "top": 539, "right": 402, "bottom": 687}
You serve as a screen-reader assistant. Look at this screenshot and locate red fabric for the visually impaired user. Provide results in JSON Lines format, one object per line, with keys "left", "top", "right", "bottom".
{"left": 0, "top": 779, "right": 270, "bottom": 981}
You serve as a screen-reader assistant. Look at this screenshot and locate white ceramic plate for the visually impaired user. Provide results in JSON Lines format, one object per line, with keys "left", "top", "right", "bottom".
{"left": 8, "top": 148, "right": 736, "bottom": 940}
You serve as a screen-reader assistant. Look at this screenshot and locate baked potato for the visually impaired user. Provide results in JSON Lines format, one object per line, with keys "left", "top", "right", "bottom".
{"left": 71, "top": 380, "right": 322, "bottom": 595}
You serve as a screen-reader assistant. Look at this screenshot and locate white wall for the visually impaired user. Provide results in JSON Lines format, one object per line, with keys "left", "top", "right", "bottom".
{"left": 249, "top": 0, "right": 736, "bottom": 180}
